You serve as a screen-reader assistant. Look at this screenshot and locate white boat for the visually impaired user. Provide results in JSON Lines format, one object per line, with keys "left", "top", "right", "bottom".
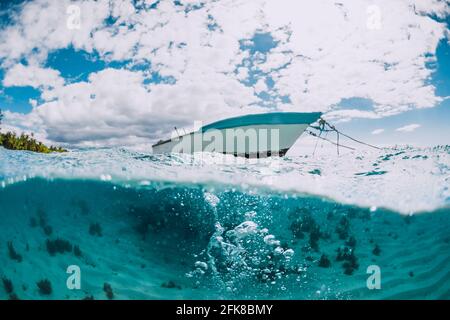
{"left": 152, "top": 112, "right": 322, "bottom": 158}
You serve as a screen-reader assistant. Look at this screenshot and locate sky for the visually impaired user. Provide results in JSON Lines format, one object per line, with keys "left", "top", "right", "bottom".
{"left": 0, "top": 0, "right": 449, "bottom": 147}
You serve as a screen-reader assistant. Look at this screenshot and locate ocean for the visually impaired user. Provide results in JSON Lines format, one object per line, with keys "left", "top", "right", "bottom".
{"left": 0, "top": 146, "right": 449, "bottom": 299}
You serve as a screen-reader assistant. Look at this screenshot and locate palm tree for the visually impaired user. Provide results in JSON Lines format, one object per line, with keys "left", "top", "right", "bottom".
{"left": 0, "top": 108, "right": 66, "bottom": 153}
{"left": 0, "top": 108, "right": 3, "bottom": 145}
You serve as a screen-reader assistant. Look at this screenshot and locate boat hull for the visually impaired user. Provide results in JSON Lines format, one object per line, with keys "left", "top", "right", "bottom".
{"left": 152, "top": 112, "right": 321, "bottom": 158}
{"left": 153, "top": 124, "right": 309, "bottom": 158}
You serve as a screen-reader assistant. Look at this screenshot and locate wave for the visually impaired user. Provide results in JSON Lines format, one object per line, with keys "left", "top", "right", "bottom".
{"left": 1, "top": 145, "right": 449, "bottom": 214}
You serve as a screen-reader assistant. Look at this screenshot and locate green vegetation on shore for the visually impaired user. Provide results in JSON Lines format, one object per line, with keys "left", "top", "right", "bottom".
{"left": 0, "top": 109, "right": 67, "bottom": 153}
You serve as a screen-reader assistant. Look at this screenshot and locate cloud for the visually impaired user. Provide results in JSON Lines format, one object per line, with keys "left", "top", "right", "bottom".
{"left": 3, "top": 63, "right": 64, "bottom": 89}
{"left": 29, "top": 99, "right": 38, "bottom": 108}
{"left": 12, "top": 67, "right": 259, "bottom": 146}
{"left": 324, "top": 109, "right": 380, "bottom": 122}
{"left": 395, "top": 123, "right": 421, "bottom": 132}
{"left": 254, "top": 78, "right": 267, "bottom": 94}
{"left": 264, "top": 0, "right": 448, "bottom": 118}
{"left": 0, "top": 0, "right": 448, "bottom": 146}
{"left": 371, "top": 128, "right": 385, "bottom": 135}
{"left": 0, "top": 0, "right": 110, "bottom": 65}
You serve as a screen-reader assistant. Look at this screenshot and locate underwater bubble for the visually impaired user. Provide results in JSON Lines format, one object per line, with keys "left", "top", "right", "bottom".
{"left": 283, "top": 249, "right": 294, "bottom": 258}
{"left": 232, "top": 221, "right": 258, "bottom": 239}
{"left": 195, "top": 261, "right": 208, "bottom": 271}
{"left": 263, "top": 235, "right": 280, "bottom": 246}
{"left": 274, "top": 247, "right": 284, "bottom": 255}
{"left": 245, "top": 211, "right": 257, "bottom": 219}
{"left": 204, "top": 192, "right": 220, "bottom": 207}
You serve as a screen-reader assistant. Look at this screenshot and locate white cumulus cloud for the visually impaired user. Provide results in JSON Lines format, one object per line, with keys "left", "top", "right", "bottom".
{"left": 0, "top": 0, "right": 448, "bottom": 146}
{"left": 3, "top": 63, "right": 64, "bottom": 89}
{"left": 264, "top": 0, "right": 448, "bottom": 119}
{"left": 371, "top": 128, "right": 385, "bottom": 135}
{"left": 396, "top": 123, "right": 421, "bottom": 132}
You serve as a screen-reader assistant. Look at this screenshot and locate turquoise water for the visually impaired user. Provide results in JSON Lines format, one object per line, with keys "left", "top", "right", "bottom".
{"left": 0, "top": 146, "right": 449, "bottom": 299}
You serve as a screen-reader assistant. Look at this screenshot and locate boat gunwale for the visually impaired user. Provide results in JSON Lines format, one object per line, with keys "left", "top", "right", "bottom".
{"left": 200, "top": 112, "right": 322, "bottom": 132}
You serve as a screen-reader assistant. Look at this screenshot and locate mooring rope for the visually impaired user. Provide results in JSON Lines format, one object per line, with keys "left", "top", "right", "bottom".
{"left": 307, "top": 117, "right": 381, "bottom": 153}
{"left": 306, "top": 130, "right": 356, "bottom": 151}
{"left": 312, "top": 127, "right": 322, "bottom": 155}
{"left": 321, "top": 119, "right": 382, "bottom": 150}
